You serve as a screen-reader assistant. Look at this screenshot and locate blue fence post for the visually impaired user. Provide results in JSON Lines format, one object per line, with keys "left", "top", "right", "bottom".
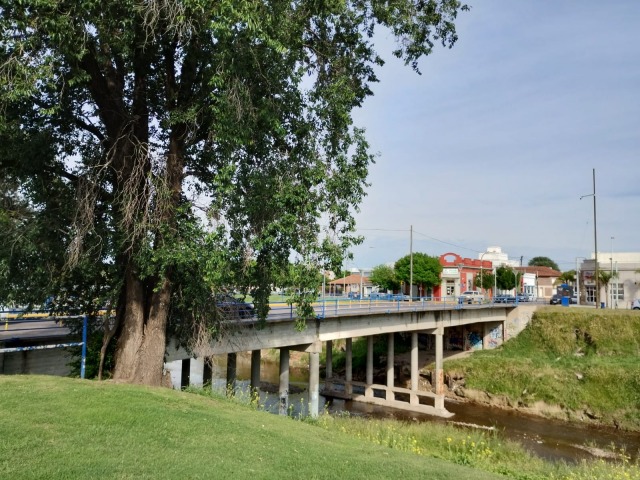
{"left": 81, "top": 315, "right": 88, "bottom": 379}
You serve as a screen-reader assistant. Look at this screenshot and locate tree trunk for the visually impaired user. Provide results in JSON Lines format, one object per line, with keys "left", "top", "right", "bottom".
{"left": 112, "top": 269, "right": 171, "bottom": 385}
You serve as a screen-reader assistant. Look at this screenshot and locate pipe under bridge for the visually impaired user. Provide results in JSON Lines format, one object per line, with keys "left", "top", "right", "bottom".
{"left": 166, "top": 303, "right": 538, "bottom": 418}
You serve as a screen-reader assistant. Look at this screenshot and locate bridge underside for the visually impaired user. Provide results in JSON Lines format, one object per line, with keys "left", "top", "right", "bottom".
{"left": 165, "top": 306, "right": 524, "bottom": 418}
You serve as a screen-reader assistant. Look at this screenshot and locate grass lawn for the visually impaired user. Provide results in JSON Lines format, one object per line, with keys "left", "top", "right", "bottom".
{"left": 444, "top": 308, "right": 640, "bottom": 430}
{"left": 0, "top": 375, "right": 503, "bottom": 480}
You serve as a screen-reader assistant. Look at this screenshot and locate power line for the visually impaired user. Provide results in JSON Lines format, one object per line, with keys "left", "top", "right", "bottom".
{"left": 412, "top": 230, "right": 483, "bottom": 255}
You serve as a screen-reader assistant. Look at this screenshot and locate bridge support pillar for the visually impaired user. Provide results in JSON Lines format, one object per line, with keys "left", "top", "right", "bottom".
{"left": 250, "top": 350, "right": 261, "bottom": 399}
{"left": 190, "top": 357, "right": 204, "bottom": 387}
{"left": 279, "top": 348, "right": 289, "bottom": 416}
{"left": 308, "top": 350, "right": 319, "bottom": 417}
{"left": 386, "top": 332, "right": 394, "bottom": 401}
{"left": 365, "top": 336, "right": 373, "bottom": 398}
{"left": 325, "top": 340, "right": 333, "bottom": 390}
{"left": 226, "top": 352, "right": 237, "bottom": 397}
{"left": 410, "top": 331, "right": 419, "bottom": 406}
{"left": 345, "top": 338, "right": 352, "bottom": 396}
{"left": 434, "top": 328, "right": 445, "bottom": 412}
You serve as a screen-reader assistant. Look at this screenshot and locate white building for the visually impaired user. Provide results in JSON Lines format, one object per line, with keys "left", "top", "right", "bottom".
{"left": 579, "top": 253, "right": 640, "bottom": 308}
{"left": 478, "top": 246, "right": 520, "bottom": 268}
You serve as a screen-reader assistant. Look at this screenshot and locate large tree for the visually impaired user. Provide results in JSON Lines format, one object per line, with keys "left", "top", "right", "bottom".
{"left": 495, "top": 266, "right": 518, "bottom": 291}
{"left": 528, "top": 256, "right": 560, "bottom": 271}
{"left": 395, "top": 253, "right": 442, "bottom": 296}
{"left": 474, "top": 271, "right": 495, "bottom": 291}
{"left": 0, "top": 0, "right": 467, "bottom": 385}
{"left": 369, "top": 264, "right": 399, "bottom": 292}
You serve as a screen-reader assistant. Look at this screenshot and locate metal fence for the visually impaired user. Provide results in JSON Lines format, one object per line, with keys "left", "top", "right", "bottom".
{"left": 0, "top": 312, "right": 88, "bottom": 378}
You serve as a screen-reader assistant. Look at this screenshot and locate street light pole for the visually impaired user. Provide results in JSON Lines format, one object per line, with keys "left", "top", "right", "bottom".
{"left": 580, "top": 169, "right": 598, "bottom": 308}
{"left": 480, "top": 252, "right": 486, "bottom": 295}
{"left": 610, "top": 236, "right": 614, "bottom": 309}
{"left": 409, "top": 225, "right": 413, "bottom": 302}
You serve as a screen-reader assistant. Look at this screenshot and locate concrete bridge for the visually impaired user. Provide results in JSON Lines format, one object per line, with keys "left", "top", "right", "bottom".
{"left": 166, "top": 302, "right": 539, "bottom": 418}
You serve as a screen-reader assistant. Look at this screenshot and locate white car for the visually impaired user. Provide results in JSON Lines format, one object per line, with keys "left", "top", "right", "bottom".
{"left": 460, "top": 290, "right": 484, "bottom": 304}
{"left": 632, "top": 299, "right": 640, "bottom": 310}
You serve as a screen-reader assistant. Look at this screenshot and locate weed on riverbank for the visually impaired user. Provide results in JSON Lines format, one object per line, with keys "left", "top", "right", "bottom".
{"left": 444, "top": 308, "right": 640, "bottom": 430}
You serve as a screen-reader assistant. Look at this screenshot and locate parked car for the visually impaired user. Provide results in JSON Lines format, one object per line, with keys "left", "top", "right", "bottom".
{"left": 632, "top": 299, "right": 640, "bottom": 310}
{"left": 215, "top": 294, "right": 254, "bottom": 319}
{"left": 392, "top": 294, "right": 410, "bottom": 301}
{"left": 494, "top": 295, "right": 516, "bottom": 304}
{"left": 370, "top": 292, "right": 392, "bottom": 301}
{"left": 460, "top": 290, "right": 484, "bottom": 304}
{"left": 516, "top": 293, "right": 530, "bottom": 302}
{"left": 549, "top": 294, "right": 567, "bottom": 305}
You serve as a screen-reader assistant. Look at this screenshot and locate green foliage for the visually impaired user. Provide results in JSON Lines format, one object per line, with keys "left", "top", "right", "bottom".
{"left": 0, "top": 0, "right": 469, "bottom": 379}
{"left": 330, "top": 336, "right": 389, "bottom": 372}
{"left": 495, "top": 266, "right": 519, "bottom": 290}
{"left": 369, "top": 264, "right": 399, "bottom": 291}
{"left": 445, "top": 309, "right": 640, "bottom": 430}
{"left": 528, "top": 256, "right": 560, "bottom": 271}
{"left": 474, "top": 271, "right": 495, "bottom": 290}
{"left": 395, "top": 253, "right": 442, "bottom": 290}
{"left": 556, "top": 270, "right": 576, "bottom": 286}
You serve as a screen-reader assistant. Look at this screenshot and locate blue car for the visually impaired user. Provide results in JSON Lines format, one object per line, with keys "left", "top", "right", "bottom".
{"left": 494, "top": 295, "right": 516, "bottom": 304}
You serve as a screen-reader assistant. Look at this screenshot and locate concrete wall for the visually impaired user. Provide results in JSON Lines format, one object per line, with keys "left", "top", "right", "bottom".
{"left": 504, "top": 304, "right": 537, "bottom": 340}
{"left": 0, "top": 348, "right": 72, "bottom": 376}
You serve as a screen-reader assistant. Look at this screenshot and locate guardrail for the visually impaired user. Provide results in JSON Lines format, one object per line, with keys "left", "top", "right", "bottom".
{"left": 0, "top": 312, "right": 88, "bottom": 379}
{"left": 266, "top": 295, "right": 538, "bottom": 320}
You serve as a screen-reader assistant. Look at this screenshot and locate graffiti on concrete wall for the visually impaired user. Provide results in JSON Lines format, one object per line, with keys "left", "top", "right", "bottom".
{"left": 487, "top": 323, "right": 503, "bottom": 349}
{"left": 465, "top": 328, "right": 483, "bottom": 351}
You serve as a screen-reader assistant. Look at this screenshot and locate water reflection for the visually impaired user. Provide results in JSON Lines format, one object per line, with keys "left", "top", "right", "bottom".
{"left": 207, "top": 355, "right": 640, "bottom": 464}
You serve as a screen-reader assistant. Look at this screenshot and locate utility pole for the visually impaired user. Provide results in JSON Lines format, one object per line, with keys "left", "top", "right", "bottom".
{"left": 580, "top": 169, "right": 599, "bottom": 309}
{"left": 409, "top": 225, "right": 413, "bottom": 303}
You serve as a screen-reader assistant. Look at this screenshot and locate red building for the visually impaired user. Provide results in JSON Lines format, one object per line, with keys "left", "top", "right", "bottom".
{"left": 434, "top": 252, "right": 493, "bottom": 299}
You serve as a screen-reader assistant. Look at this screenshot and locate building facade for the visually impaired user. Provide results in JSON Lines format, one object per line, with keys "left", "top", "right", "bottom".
{"left": 435, "top": 252, "right": 493, "bottom": 298}
{"left": 579, "top": 253, "right": 640, "bottom": 308}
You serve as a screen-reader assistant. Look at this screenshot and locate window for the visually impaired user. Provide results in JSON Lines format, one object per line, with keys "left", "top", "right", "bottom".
{"left": 612, "top": 283, "right": 624, "bottom": 300}
{"left": 586, "top": 286, "right": 596, "bottom": 303}
{"left": 446, "top": 281, "right": 455, "bottom": 296}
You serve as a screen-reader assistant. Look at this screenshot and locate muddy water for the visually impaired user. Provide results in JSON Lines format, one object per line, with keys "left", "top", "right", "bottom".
{"left": 208, "top": 355, "right": 640, "bottom": 464}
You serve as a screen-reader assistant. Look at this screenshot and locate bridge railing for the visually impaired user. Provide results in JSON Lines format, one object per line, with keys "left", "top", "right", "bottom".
{"left": 0, "top": 311, "right": 88, "bottom": 378}
{"left": 265, "top": 295, "right": 506, "bottom": 321}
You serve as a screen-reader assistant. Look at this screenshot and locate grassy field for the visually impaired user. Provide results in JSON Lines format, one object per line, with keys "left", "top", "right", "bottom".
{"left": 444, "top": 307, "right": 640, "bottom": 431}
{"left": 2, "top": 375, "right": 640, "bottom": 479}
{"left": 0, "top": 375, "right": 503, "bottom": 480}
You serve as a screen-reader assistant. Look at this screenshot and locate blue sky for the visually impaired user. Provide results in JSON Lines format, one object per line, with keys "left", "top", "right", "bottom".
{"left": 347, "top": 0, "right": 640, "bottom": 272}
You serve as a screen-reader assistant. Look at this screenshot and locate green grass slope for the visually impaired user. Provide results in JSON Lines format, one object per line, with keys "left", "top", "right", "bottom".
{"left": 445, "top": 308, "right": 640, "bottom": 430}
{"left": 0, "top": 375, "right": 503, "bottom": 480}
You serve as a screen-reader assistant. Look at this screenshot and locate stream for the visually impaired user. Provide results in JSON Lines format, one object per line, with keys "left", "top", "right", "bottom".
{"left": 203, "top": 355, "right": 640, "bottom": 464}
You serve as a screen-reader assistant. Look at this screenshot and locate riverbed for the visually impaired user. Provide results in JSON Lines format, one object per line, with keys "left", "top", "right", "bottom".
{"left": 206, "top": 354, "right": 640, "bottom": 464}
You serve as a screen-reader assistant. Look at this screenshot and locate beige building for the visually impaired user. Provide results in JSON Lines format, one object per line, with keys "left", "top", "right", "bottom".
{"left": 514, "top": 266, "right": 562, "bottom": 300}
{"left": 579, "top": 253, "right": 640, "bottom": 308}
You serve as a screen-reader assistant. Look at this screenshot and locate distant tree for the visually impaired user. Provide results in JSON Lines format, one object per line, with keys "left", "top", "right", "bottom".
{"left": 496, "top": 266, "right": 519, "bottom": 291}
{"left": 369, "top": 265, "right": 399, "bottom": 292}
{"left": 474, "top": 271, "right": 495, "bottom": 291}
{"left": 528, "top": 257, "right": 560, "bottom": 271}
{"left": 395, "top": 253, "right": 442, "bottom": 295}
{"left": 555, "top": 270, "right": 576, "bottom": 286}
